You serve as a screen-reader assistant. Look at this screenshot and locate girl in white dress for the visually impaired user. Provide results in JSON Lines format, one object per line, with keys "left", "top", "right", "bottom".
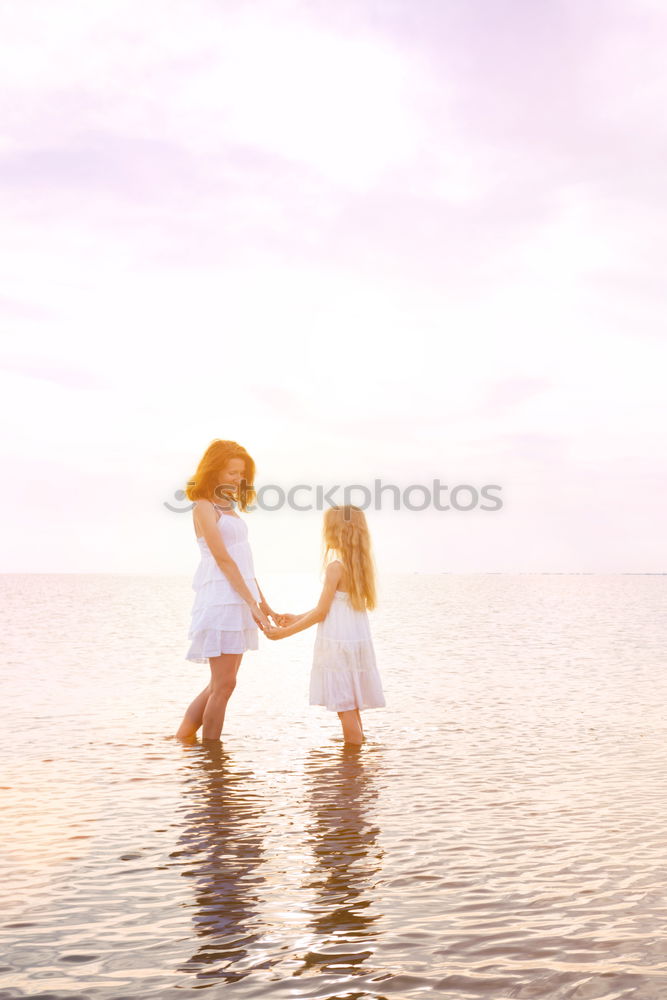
{"left": 266, "top": 505, "right": 385, "bottom": 745}
{"left": 175, "top": 439, "right": 287, "bottom": 742}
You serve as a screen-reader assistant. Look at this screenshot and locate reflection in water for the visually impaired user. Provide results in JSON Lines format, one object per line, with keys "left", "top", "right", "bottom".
{"left": 172, "top": 742, "right": 267, "bottom": 982}
{"left": 6, "top": 575, "right": 667, "bottom": 998}
{"left": 297, "top": 744, "right": 384, "bottom": 977}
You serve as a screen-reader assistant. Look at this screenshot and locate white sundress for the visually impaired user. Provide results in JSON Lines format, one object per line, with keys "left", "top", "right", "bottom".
{"left": 186, "top": 504, "right": 260, "bottom": 663}
{"left": 310, "top": 590, "right": 386, "bottom": 712}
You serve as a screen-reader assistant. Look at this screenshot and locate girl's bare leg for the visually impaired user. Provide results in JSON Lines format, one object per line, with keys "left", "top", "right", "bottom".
{"left": 175, "top": 682, "right": 211, "bottom": 740}
{"left": 337, "top": 709, "right": 363, "bottom": 745}
{"left": 201, "top": 652, "right": 243, "bottom": 740}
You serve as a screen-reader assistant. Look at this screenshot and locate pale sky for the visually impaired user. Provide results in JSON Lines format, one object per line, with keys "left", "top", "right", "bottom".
{"left": 1, "top": 0, "right": 665, "bottom": 575}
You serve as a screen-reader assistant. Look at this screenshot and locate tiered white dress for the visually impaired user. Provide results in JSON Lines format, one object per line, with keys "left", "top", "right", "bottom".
{"left": 186, "top": 506, "right": 260, "bottom": 663}
{"left": 310, "top": 590, "right": 385, "bottom": 712}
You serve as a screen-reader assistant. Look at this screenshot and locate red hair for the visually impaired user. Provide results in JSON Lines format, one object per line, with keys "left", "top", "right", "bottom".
{"left": 185, "top": 440, "right": 256, "bottom": 511}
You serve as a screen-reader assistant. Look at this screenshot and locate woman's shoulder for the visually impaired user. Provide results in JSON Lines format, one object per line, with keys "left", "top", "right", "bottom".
{"left": 192, "top": 498, "right": 215, "bottom": 533}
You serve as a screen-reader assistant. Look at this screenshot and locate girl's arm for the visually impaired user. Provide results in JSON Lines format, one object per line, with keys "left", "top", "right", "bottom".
{"left": 266, "top": 562, "right": 343, "bottom": 639}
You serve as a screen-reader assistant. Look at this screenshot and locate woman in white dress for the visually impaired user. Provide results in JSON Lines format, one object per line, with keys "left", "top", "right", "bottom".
{"left": 266, "top": 505, "right": 385, "bottom": 745}
{"left": 175, "top": 439, "right": 287, "bottom": 741}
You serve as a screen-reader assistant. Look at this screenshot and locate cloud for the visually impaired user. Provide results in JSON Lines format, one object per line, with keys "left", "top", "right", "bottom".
{"left": 477, "top": 378, "right": 553, "bottom": 417}
{"left": 0, "top": 356, "right": 109, "bottom": 390}
{"left": 1, "top": 0, "right": 665, "bottom": 569}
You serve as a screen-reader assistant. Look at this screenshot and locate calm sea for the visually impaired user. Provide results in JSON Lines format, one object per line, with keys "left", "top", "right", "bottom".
{"left": 1, "top": 572, "right": 666, "bottom": 999}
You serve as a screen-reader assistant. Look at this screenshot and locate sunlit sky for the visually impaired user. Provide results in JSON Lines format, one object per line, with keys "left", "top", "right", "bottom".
{"left": 2, "top": 0, "right": 665, "bottom": 576}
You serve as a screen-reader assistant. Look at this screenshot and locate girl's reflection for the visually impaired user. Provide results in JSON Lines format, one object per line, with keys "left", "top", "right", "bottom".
{"left": 172, "top": 742, "right": 267, "bottom": 982}
{"left": 297, "top": 744, "right": 384, "bottom": 976}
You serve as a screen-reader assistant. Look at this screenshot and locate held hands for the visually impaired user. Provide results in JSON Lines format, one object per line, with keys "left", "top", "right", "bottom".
{"left": 252, "top": 603, "right": 298, "bottom": 634}
{"left": 265, "top": 612, "right": 301, "bottom": 639}
{"left": 265, "top": 624, "right": 288, "bottom": 640}
{"left": 263, "top": 611, "right": 300, "bottom": 639}
{"left": 250, "top": 602, "right": 270, "bottom": 632}
{"left": 272, "top": 613, "right": 298, "bottom": 627}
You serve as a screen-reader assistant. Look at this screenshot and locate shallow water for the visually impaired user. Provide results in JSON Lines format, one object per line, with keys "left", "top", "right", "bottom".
{"left": 1, "top": 572, "right": 667, "bottom": 999}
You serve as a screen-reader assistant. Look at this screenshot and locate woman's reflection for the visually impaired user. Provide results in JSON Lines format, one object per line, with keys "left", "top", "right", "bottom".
{"left": 296, "top": 743, "right": 384, "bottom": 977}
{"left": 172, "top": 741, "right": 267, "bottom": 982}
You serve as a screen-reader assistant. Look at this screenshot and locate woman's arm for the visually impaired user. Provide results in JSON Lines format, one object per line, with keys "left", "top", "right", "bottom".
{"left": 266, "top": 562, "right": 343, "bottom": 639}
{"left": 195, "top": 501, "right": 269, "bottom": 630}
{"left": 254, "top": 579, "right": 277, "bottom": 618}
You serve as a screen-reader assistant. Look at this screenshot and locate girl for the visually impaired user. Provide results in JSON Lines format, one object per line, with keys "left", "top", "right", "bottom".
{"left": 176, "top": 439, "right": 287, "bottom": 742}
{"left": 266, "top": 504, "right": 385, "bottom": 745}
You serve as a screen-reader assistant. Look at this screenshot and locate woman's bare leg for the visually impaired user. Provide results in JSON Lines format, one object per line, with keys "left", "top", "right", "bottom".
{"left": 354, "top": 708, "right": 365, "bottom": 739}
{"left": 201, "top": 652, "right": 243, "bottom": 740}
{"left": 175, "top": 682, "right": 211, "bottom": 740}
{"left": 337, "top": 709, "right": 363, "bottom": 745}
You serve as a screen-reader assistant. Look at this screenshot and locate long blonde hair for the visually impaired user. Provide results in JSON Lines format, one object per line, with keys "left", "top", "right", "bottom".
{"left": 322, "top": 505, "right": 376, "bottom": 611}
{"left": 185, "top": 439, "right": 256, "bottom": 511}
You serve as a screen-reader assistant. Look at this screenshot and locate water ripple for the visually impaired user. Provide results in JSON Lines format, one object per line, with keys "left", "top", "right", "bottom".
{"left": 1, "top": 573, "right": 666, "bottom": 998}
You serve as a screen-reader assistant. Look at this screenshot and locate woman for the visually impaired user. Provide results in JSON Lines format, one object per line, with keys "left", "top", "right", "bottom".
{"left": 175, "top": 439, "right": 289, "bottom": 741}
